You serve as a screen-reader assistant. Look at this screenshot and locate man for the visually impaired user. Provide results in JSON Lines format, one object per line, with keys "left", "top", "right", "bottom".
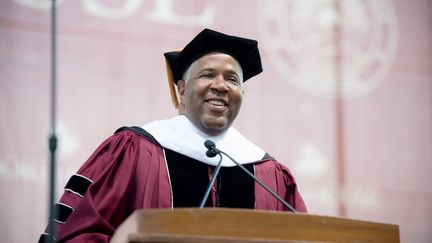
{"left": 39, "top": 28, "right": 307, "bottom": 242}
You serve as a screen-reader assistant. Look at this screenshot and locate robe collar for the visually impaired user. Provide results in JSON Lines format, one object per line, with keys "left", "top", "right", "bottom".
{"left": 142, "top": 115, "right": 266, "bottom": 167}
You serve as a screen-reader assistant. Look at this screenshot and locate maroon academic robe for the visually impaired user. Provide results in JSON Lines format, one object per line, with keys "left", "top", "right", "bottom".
{"left": 40, "top": 129, "right": 307, "bottom": 242}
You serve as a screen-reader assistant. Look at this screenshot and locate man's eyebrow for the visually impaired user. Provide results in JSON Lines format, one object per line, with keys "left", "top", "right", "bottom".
{"left": 199, "top": 68, "right": 216, "bottom": 73}
{"left": 198, "top": 68, "right": 240, "bottom": 78}
{"left": 224, "top": 70, "right": 240, "bottom": 78}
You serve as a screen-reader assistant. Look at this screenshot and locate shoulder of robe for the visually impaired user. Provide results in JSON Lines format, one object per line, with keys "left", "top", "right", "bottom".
{"left": 115, "top": 126, "right": 161, "bottom": 146}
{"left": 256, "top": 157, "right": 298, "bottom": 185}
{"left": 74, "top": 127, "right": 160, "bottom": 179}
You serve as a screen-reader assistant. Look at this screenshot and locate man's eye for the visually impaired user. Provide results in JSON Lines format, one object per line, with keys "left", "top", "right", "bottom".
{"left": 227, "top": 77, "right": 239, "bottom": 84}
{"left": 200, "top": 73, "right": 213, "bottom": 78}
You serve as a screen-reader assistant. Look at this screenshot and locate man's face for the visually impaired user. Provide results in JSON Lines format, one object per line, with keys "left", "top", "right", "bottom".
{"left": 178, "top": 52, "right": 243, "bottom": 136}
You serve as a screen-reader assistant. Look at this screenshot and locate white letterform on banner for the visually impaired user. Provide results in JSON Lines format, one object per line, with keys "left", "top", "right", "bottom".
{"left": 147, "top": 0, "right": 216, "bottom": 26}
{"left": 83, "top": 0, "right": 142, "bottom": 19}
{"left": 15, "top": 0, "right": 216, "bottom": 26}
{"left": 14, "top": 0, "right": 65, "bottom": 10}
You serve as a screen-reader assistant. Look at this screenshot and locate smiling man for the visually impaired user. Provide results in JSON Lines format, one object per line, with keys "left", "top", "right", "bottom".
{"left": 39, "top": 29, "right": 307, "bottom": 243}
{"left": 178, "top": 52, "right": 243, "bottom": 135}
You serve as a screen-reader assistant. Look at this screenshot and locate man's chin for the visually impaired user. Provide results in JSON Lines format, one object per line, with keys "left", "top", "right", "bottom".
{"left": 201, "top": 118, "right": 229, "bottom": 135}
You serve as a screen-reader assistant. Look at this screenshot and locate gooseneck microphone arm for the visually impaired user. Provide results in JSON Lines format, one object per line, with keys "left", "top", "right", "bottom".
{"left": 202, "top": 140, "right": 297, "bottom": 213}
{"left": 199, "top": 142, "right": 223, "bottom": 208}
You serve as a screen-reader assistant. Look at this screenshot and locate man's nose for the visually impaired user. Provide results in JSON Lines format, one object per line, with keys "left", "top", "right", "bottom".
{"left": 210, "top": 75, "right": 229, "bottom": 92}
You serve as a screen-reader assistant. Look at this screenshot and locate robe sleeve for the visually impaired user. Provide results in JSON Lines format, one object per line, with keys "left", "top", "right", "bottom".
{"left": 39, "top": 130, "right": 170, "bottom": 243}
{"left": 254, "top": 160, "right": 307, "bottom": 212}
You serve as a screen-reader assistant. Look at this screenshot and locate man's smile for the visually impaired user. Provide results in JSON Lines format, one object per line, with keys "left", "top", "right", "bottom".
{"left": 204, "top": 98, "right": 228, "bottom": 111}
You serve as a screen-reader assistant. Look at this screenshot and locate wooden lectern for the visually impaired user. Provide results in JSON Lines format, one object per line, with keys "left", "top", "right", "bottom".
{"left": 110, "top": 208, "right": 399, "bottom": 243}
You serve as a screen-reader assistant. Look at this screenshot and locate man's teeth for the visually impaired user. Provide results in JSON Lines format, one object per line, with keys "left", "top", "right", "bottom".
{"left": 208, "top": 100, "right": 225, "bottom": 106}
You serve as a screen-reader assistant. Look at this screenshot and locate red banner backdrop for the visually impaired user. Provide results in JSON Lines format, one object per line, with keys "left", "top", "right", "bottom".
{"left": 0, "top": 1, "right": 431, "bottom": 242}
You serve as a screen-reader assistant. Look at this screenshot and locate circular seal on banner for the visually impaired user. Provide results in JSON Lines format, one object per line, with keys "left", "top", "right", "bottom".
{"left": 257, "top": 0, "right": 398, "bottom": 99}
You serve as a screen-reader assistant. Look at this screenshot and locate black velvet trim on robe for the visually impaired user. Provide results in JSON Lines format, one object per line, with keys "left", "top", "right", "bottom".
{"left": 164, "top": 148, "right": 255, "bottom": 209}
{"left": 64, "top": 174, "right": 92, "bottom": 198}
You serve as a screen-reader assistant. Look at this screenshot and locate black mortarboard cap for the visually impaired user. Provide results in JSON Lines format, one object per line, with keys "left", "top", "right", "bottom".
{"left": 164, "top": 28, "right": 263, "bottom": 84}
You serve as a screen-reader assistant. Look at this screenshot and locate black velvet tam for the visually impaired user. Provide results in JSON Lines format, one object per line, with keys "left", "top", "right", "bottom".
{"left": 164, "top": 28, "right": 263, "bottom": 84}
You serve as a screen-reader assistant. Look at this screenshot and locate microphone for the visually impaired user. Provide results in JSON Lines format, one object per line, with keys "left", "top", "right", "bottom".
{"left": 204, "top": 140, "right": 218, "bottom": 158}
{"left": 202, "top": 139, "right": 297, "bottom": 213}
{"left": 199, "top": 140, "right": 223, "bottom": 208}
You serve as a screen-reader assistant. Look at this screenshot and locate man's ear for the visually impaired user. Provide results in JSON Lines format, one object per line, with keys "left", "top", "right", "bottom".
{"left": 177, "top": 80, "right": 186, "bottom": 99}
{"left": 177, "top": 80, "right": 187, "bottom": 115}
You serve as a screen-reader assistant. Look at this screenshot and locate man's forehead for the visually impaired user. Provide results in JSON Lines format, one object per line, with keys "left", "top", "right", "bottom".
{"left": 192, "top": 52, "right": 242, "bottom": 71}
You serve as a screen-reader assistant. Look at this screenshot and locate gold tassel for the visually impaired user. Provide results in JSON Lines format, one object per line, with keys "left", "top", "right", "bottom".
{"left": 165, "top": 56, "right": 179, "bottom": 109}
